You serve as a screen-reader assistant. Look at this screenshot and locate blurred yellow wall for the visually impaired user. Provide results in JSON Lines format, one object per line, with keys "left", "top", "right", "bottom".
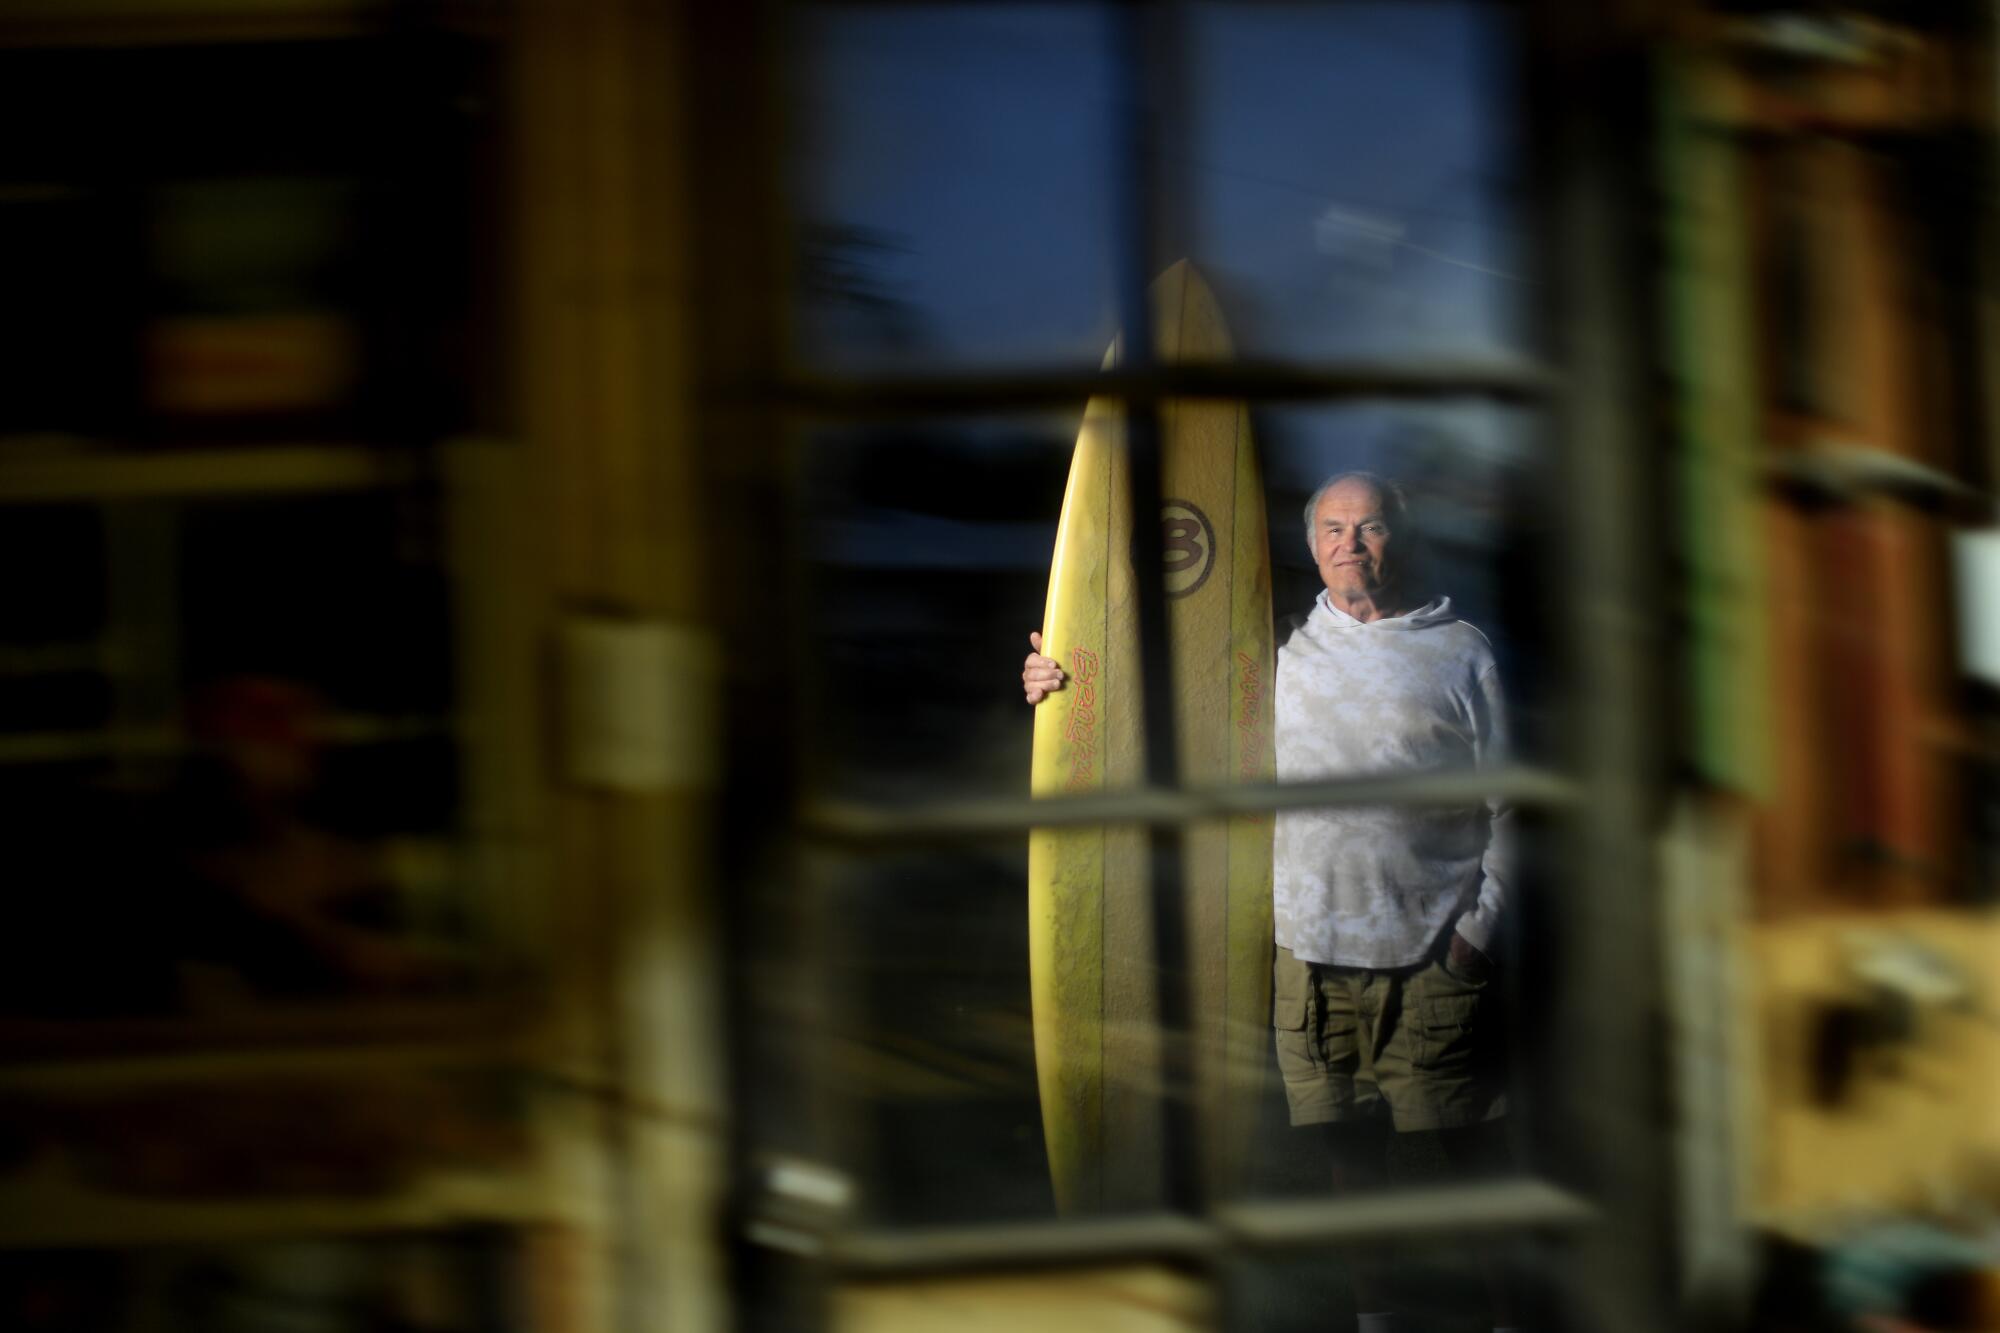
{"left": 1750, "top": 911, "right": 2000, "bottom": 1225}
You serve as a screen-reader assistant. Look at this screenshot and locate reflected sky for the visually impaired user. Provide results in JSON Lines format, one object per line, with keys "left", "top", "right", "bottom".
{"left": 791, "top": 1, "right": 1525, "bottom": 369}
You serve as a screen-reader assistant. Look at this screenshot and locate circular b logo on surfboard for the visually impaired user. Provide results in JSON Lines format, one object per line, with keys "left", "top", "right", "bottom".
{"left": 1161, "top": 499, "right": 1216, "bottom": 599}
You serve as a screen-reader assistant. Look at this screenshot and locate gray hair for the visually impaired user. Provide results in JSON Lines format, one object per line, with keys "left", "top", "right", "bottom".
{"left": 1301, "top": 471, "right": 1410, "bottom": 557}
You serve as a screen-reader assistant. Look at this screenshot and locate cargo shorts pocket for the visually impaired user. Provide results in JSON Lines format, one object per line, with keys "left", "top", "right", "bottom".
{"left": 1272, "top": 947, "right": 1311, "bottom": 1031}
{"left": 1421, "top": 988, "right": 1483, "bottom": 1034}
{"left": 1414, "top": 964, "right": 1491, "bottom": 1069}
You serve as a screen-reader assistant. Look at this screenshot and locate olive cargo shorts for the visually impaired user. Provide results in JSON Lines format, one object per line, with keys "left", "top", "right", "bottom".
{"left": 1272, "top": 941, "right": 1507, "bottom": 1132}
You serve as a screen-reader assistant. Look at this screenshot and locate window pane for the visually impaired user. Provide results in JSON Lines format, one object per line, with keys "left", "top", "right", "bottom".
{"left": 1260, "top": 400, "right": 1557, "bottom": 758}
{"left": 1229, "top": 1234, "right": 1556, "bottom": 1332}
{"left": 789, "top": 4, "right": 1121, "bottom": 372}
{"left": 799, "top": 418, "right": 1071, "bottom": 806}
{"left": 801, "top": 841, "right": 1176, "bottom": 1225}
{"left": 1222, "top": 806, "right": 1565, "bottom": 1207}
{"left": 1184, "top": 1, "right": 1530, "bottom": 362}
{"left": 793, "top": 400, "right": 1561, "bottom": 1223}
{"left": 800, "top": 406, "right": 1551, "bottom": 805}
{"left": 1244, "top": 405, "right": 1552, "bottom": 1212}
{"left": 788, "top": 1, "right": 1528, "bottom": 373}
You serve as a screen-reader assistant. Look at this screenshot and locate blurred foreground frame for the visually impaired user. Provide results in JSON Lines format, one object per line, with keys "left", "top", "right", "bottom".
{"left": 0, "top": 2, "right": 710, "bottom": 1332}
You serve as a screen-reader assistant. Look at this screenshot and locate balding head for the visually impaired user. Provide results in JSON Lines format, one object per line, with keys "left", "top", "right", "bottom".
{"left": 1301, "top": 472, "right": 1408, "bottom": 557}
{"left": 1304, "top": 472, "right": 1412, "bottom": 615}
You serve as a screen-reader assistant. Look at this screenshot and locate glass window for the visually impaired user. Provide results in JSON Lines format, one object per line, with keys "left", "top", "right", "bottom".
{"left": 753, "top": 2, "right": 1614, "bottom": 1322}
{"left": 1257, "top": 401, "right": 1557, "bottom": 756}
{"left": 1183, "top": 2, "right": 1529, "bottom": 362}
{"left": 798, "top": 417, "right": 1071, "bottom": 805}
{"left": 789, "top": 4, "right": 1122, "bottom": 372}
{"left": 809, "top": 842, "right": 1075, "bottom": 1226}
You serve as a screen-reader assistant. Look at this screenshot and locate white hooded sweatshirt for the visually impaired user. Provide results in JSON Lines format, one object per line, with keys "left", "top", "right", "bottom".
{"left": 1273, "top": 591, "right": 1513, "bottom": 969}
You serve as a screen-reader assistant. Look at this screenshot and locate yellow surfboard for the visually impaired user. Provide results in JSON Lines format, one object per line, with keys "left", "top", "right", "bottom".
{"left": 1029, "top": 261, "right": 1274, "bottom": 1213}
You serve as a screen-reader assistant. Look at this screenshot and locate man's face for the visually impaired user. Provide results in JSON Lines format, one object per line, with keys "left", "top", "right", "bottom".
{"left": 1312, "top": 479, "right": 1397, "bottom": 601}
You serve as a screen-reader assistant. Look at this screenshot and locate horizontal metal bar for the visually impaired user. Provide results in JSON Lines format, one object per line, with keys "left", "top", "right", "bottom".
{"left": 1217, "top": 1178, "right": 1598, "bottom": 1247}
{"left": 768, "top": 358, "right": 1557, "bottom": 418}
{"left": 831, "top": 1214, "right": 1214, "bottom": 1275}
{"left": 817, "top": 1179, "right": 1595, "bottom": 1277}
{"left": 803, "top": 766, "right": 1577, "bottom": 845}
{"left": 0, "top": 1035, "right": 529, "bottom": 1092}
{"left": 1763, "top": 442, "right": 1986, "bottom": 507}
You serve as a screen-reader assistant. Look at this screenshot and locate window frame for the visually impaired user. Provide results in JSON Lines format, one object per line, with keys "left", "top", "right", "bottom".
{"left": 688, "top": 2, "right": 1674, "bottom": 1328}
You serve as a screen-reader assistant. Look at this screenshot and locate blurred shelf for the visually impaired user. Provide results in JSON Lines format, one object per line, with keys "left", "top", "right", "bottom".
{"left": 0, "top": 1027, "right": 535, "bottom": 1092}
{"left": 0, "top": 0, "right": 506, "bottom": 49}
{"left": 0, "top": 643, "right": 104, "bottom": 675}
{"left": 0, "top": 444, "right": 425, "bottom": 504}
{"left": 0, "top": 1012, "right": 615, "bottom": 1251}
{"left": 0, "top": 993, "right": 540, "bottom": 1065}
{"left": 0, "top": 714, "right": 454, "bottom": 765}
{"left": 0, "top": 1160, "right": 594, "bottom": 1250}
{"left": 1763, "top": 440, "right": 1984, "bottom": 509}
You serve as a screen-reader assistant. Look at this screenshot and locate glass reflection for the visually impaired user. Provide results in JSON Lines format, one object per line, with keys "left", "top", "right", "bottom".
{"left": 799, "top": 418, "right": 1072, "bottom": 806}
{"left": 789, "top": 1, "right": 1528, "bottom": 371}
{"left": 789, "top": 4, "right": 1121, "bottom": 371}
{"left": 1183, "top": 1, "right": 1528, "bottom": 362}
{"left": 1230, "top": 1235, "right": 1549, "bottom": 1333}
{"left": 806, "top": 843, "right": 1087, "bottom": 1226}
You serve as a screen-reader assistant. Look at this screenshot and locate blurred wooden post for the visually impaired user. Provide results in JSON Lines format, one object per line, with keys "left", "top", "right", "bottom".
{"left": 513, "top": 1, "right": 724, "bottom": 1330}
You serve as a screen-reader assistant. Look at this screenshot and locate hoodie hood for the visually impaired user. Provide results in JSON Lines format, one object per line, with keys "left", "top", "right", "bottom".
{"left": 1315, "top": 591, "right": 1458, "bottom": 630}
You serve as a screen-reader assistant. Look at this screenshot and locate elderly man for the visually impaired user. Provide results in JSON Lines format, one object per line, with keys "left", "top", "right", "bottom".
{"left": 1023, "top": 471, "right": 1515, "bottom": 1332}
